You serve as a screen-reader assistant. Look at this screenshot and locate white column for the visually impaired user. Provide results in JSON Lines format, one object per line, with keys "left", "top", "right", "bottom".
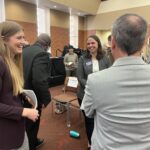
{"left": 36, "top": 0, "right": 51, "bottom": 53}
{"left": 37, "top": 7, "right": 50, "bottom": 36}
{"left": 70, "top": 15, "right": 79, "bottom": 48}
{"left": 0, "top": 0, "right": 5, "bottom": 22}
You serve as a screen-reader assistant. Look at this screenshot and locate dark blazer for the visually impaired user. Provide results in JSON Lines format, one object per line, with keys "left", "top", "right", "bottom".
{"left": 23, "top": 43, "right": 51, "bottom": 107}
{"left": 77, "top": 54, "right": 111, "bottom": 100}
{"left": 0, "top": 56, "right": 25, "bottom": 150}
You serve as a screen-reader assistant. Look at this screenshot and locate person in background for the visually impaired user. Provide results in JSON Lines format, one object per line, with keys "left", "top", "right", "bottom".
{"left": 82, "top": 14, "right": 150, "bottom": 150}
{"left": 0, "top": 21, "right": 39, "bottom": 150}
{"left": 64, "top": 46, "right": 78, "bottom": 77}
{"left": 23, "top": 33, "right": 51, "bottom": 150}
{"left": 54, "top": 46, "right": 78, "bottom": 114}
{"left": 141, "top": 37, "right": 150, "bottom": 63}
{"left": 77, "top": 35, "right": 111, "bottom": 150}
{"left": 62, "top": 45, "right": 69, "bottom": 57}
{"left": 104, "top": 35, "right": 114, "bottom": 64}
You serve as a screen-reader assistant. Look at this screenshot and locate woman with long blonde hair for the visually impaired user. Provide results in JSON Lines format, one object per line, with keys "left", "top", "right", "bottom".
{"left": 0, "top": 21, "right": 39, "bottom": 150}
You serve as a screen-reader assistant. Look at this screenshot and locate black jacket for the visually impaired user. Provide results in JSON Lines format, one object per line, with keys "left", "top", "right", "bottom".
{"left": 23, "top": 43, "right": 51, "bottom": 107}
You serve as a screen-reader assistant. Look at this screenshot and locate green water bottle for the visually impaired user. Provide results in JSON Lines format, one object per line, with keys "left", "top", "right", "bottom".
{"left": 69, "top": 130, "right": 80, "bottom": 138}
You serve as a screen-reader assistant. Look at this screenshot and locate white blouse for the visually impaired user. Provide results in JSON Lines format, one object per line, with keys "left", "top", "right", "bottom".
{"left": 92, "top": 59, "right": 99, "bottom": 72}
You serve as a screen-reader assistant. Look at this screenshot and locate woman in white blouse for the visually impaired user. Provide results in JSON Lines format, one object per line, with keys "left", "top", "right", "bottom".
{"left": 77, "top": 35, "right": 111, "bottom": 150}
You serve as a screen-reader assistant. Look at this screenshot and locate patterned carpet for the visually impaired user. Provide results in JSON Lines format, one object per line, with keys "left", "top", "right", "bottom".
{"left": 38, "top": 85, "right": 88, "bottom": 150}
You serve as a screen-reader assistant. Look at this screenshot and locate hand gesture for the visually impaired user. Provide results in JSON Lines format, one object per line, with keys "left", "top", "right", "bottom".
{"left": 22, "top": 108, "right": 39, "bottom": 122}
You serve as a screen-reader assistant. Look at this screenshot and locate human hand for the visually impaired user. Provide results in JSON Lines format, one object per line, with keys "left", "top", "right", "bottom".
{"left": 22, "top": 108, "right": 39, "bottom": 122}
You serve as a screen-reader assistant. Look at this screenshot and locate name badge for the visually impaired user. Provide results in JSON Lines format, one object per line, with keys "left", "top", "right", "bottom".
{"left": 86, "top": 61, "right": 92, "bottom": 66}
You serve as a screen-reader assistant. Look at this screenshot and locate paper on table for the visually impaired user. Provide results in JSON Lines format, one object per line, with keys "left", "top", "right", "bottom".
{"left": 67, "top": 77, "right": 78, "bottom": 88}
{"left": 22, "top": 89, "right": 38, "bottom": 109}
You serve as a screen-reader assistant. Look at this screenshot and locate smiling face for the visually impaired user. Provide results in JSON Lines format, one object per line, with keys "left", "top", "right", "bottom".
{"left": 87, "top": 37, "right": 98, "bottom": 55}
{"left": 5, "top": 30, "right": 25, "bottom": 56}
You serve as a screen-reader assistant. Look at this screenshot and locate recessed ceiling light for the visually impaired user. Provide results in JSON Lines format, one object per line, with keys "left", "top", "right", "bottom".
{"left": 53, "top": 6, "right": 57, "bottom": 8}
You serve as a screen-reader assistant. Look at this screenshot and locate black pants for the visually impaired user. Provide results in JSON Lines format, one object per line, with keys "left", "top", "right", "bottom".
{"left": 78, "top": 98, "right": 94, "bottom": 145}
{"left": 25, "top": 107, "right": 42, "bottom": 150}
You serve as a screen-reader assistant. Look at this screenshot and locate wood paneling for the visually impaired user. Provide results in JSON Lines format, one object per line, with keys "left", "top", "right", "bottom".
{"left": 7, "top": 20, "right": 37, "bottom": 44}
{"left": 51, "top": 26, "right": 69, "bottom": 57}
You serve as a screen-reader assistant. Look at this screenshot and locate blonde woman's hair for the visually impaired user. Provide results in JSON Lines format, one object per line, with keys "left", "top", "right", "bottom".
{"left": 142, "top": 37, "right": 150, "bottom": 63}
{"left": 0, "top": 21, "right": 24, "bottom": 96}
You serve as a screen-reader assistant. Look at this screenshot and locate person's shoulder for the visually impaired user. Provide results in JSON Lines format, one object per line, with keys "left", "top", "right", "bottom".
{"left": 35, "top": 51, "right": 50, "bottom": 60}
{"left": 24, "top": 44, "right": 43, "bottom": 52}
{"left": 78, "top": 55, "right": 85, "bottom": 63}
{"left": 80, "top": 53, "right": 89, "bottom": 60}
{"left": 89, "top": 67, "right": 111, "bottom": 82}
{"left": 74, "top": 53, "right": 78, "bottom": 56}
{"left": 64, "top": 53, "right": 69, "bottom": 56}
{"left": 64, "top": 53, "right": 69, "bottom": 59}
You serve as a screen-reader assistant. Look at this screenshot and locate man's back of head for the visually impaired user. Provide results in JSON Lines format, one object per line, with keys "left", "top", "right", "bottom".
{"left": 36, "top": 33, "right": 51, "bottom": 51}
{"left": 112, "top": 14, "right": 148, "bottom": 57}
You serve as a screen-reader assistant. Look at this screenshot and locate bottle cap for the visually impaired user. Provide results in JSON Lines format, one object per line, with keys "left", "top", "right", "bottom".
{"left": 69, "top": 130, "right": 80, "bottom": 138}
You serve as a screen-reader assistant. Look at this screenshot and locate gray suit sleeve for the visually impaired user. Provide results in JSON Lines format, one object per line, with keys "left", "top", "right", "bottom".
{"left": 82, "top": 75, "right": 95, "bottom": 118}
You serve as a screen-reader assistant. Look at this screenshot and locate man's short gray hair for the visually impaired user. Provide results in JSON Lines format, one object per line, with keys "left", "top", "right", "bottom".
{"left": 112, "top": 14, "right": 148, "bottom": 55}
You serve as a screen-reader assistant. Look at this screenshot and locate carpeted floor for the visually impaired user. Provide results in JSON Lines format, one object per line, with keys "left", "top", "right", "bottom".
{"left": 38, "top": 85, "right": 88, "bottom": 150}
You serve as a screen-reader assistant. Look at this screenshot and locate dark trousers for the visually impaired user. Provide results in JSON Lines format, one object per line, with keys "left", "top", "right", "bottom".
{"left": 78, "top": 98, "right": 94, "bottom": 145}
{"left": 25, "top": 107, "right": 42, "bottom": 150}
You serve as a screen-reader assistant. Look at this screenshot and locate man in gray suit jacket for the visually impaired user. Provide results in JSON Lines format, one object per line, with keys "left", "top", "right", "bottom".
{"left": 82, "top": 14, "right": 150, "bottom": 150}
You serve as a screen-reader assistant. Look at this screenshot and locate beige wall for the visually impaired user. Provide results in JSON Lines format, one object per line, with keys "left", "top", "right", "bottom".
{"left": 98, "top": 0, "right": 150, "bottom": 14}
{"left": 87, "top": 5, "right": 150, "bottom": 30}
{"left": 50, "top": 9, "right": 69, "bottom": 55}
{"left": 5, "top": 0, "right": 36, "bottom": 23}
{"left": 50, "top": 9, "right": 69, "bottom": 28}
{"left": 5, "top": 0, "right": 37, "bottom": 43}
{"left": 50, "top": 10, "right": 86, "bottom": 30}
{"left": 96, "top": 30, "right": 111, "bottom": 46}
{"left": 49, "top": 0, "right": 100, "bottom": 15}
{"left": 79, "top": 16, "right": 86, "bottom": 30}
{"left": 51, "top": 26, "right": 69, "bottom": 56}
